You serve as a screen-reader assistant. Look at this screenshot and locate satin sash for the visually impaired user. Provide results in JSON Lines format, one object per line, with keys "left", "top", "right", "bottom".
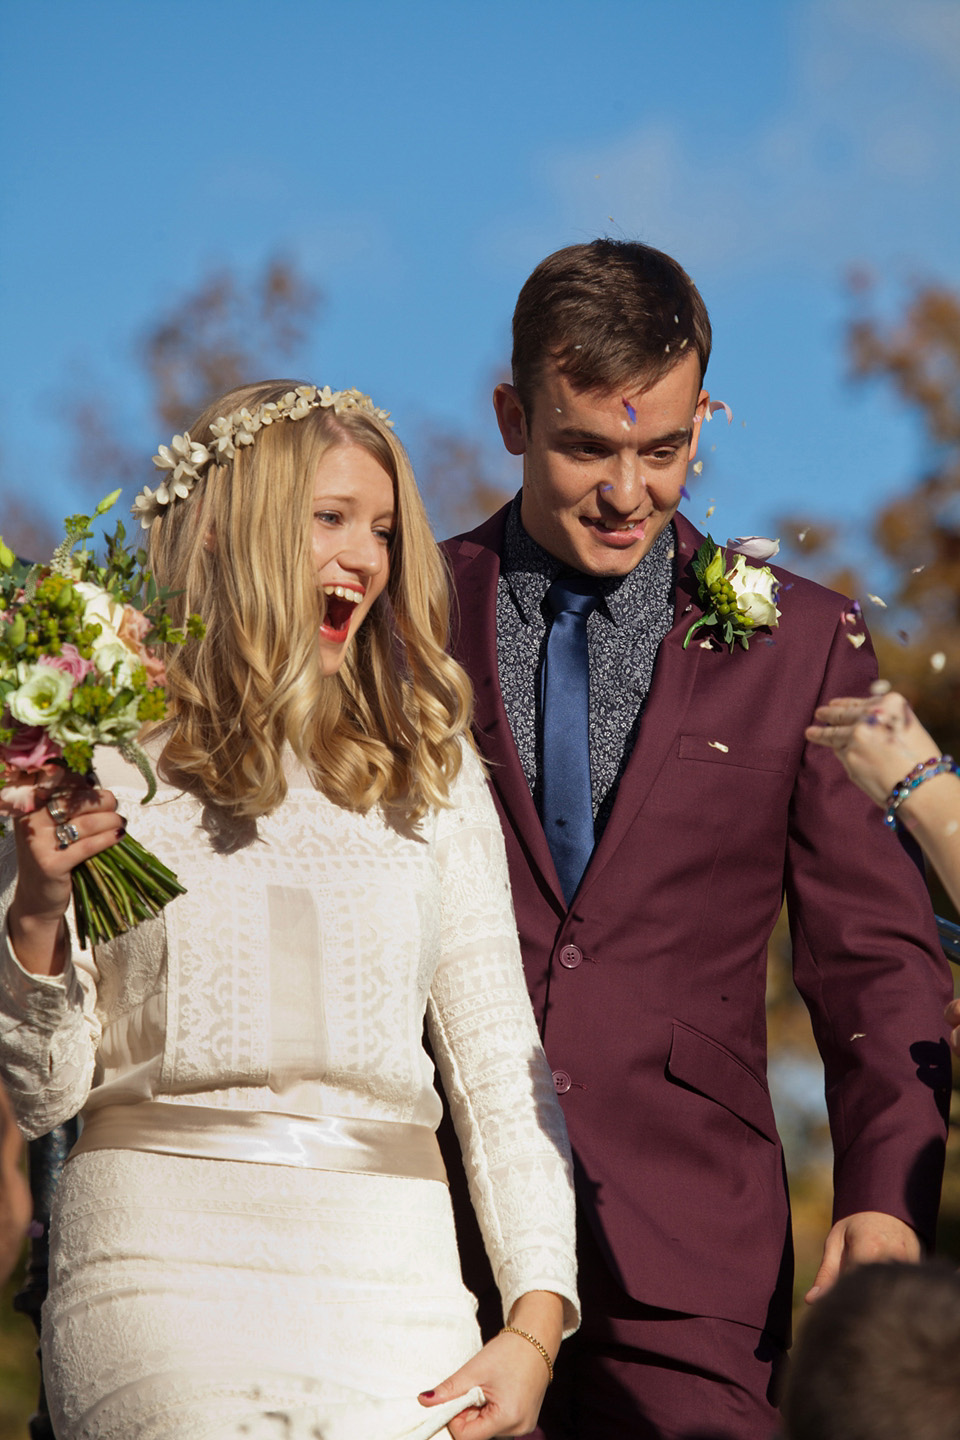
{"left": 70, "top": 1101, "right": 448, "bottom": 1183}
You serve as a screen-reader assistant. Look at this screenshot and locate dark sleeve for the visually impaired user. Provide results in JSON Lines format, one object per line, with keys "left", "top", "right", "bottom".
{"left": 785, "top": 617, "right": 952, "bottom": 1247}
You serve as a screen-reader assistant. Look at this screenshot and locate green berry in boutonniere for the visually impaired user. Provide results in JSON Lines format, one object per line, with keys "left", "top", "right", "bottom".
{"left": 683, "top": 536, "right": 781, "bottom": 652}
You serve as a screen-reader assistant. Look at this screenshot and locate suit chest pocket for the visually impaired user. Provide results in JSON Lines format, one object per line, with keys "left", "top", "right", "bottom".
{"left": 646, "top": 733, "right": 792, "bottom": 824}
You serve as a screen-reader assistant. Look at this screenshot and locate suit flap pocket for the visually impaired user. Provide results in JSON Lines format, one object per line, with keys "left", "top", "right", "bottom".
{"left": 677, "top": 735, "right": 788, "bottom": 772}
{"left": 667, "top": 1022, "right": 778, "bottom": 1142}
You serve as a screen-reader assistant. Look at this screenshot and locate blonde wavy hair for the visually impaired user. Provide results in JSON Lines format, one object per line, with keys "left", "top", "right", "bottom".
{"left": 146, "top": 380, "right": 473, "bottom": 821}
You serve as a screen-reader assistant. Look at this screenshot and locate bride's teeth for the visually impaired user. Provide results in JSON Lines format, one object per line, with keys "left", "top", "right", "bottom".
{"left": 323, "top": 584, "right": 363, "bottom": 603}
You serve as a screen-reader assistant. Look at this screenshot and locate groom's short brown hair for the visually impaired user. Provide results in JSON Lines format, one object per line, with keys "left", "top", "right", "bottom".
{"left": 510, "top": 239, "right": 712, "bottom": 419}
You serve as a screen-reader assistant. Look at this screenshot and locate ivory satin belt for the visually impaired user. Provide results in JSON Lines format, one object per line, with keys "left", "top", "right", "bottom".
{"left": 69, "top": 1101, "right": 449, "bottom": 1184}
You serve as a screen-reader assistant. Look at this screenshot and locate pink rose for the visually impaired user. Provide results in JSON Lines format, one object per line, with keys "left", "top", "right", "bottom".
{"left": 141, "top": 648, "right": 166, "bottom": 689}
{"left": 0, "top": 778, "right": 41, "bottom": 815}
{"left": 0, "top": 725, "right": 64, "bottom": 772}
{"left": 118, "top": 606, "right": 151, "bottom": 648}
{"left": 40, "top": 644, "right": 95, "bottom": 684}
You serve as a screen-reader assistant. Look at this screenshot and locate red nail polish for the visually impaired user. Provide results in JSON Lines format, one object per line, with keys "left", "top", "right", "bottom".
{"left": 419, "top": 1391, "right": 435, "bottom": 1399}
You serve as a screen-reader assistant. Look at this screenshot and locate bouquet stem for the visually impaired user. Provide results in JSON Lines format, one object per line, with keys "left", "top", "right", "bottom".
{"left": 71, "top": 833, "right": 185, "bottom": 948}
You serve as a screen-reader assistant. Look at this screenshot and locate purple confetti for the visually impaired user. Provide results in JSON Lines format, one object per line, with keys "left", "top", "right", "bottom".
{"left": 851, "top": 599, "right": 862, "bottom": 616}
{"left": 679, "top": 485, "right": 691, "bottom": 501}
{"left": 780, "top": 582, "right": 794, "bottom": 592}
{"left": 601, "top": 483, "right": 614, "bottom": 492}
{"left": 27, "top": 1219, "right": 44, "bottom": 1239}
{"left": 621, "top": 398, "right": 637, "bottom": 424}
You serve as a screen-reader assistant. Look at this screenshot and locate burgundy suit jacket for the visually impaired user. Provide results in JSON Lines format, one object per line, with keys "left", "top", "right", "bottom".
{"left": 442, "top": 505, "right": 952, "bottom": 1342}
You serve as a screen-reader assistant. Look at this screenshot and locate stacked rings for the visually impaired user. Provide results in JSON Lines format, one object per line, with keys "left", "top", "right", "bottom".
{"left": 55, "top": 822, "right": 80, "bottom": 850}
{"left": 47, "top": 796, "right": 72, "bottom": 824}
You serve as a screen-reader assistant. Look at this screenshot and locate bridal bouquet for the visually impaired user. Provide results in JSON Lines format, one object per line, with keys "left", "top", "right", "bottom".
{"left": 0, "top": 492, "right": 204, "bottom": 947}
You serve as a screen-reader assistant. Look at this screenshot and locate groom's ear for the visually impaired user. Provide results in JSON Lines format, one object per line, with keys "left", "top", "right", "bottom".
{"left": 493, "top": 383, "right": 528, "bottom": 456}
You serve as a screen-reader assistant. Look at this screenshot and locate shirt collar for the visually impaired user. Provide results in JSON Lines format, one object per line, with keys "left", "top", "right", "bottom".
{"left": 501, "top": 493, "right": 675, "bottom": 627}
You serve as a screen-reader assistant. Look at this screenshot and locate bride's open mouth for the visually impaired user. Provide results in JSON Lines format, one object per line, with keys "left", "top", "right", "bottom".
{"left": 320, "top": 583, "right": 364, "bottom": 643}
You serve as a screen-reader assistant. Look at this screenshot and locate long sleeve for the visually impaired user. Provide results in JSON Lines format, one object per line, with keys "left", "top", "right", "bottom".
{"left": 785, "top": 617, "right": 952, "bottom": 1245}
{"left": 426, "top": 748, "right": 579, "bottom": 1334}
{"left": 0, "top": 836, "right": 101, "bottom": 1140}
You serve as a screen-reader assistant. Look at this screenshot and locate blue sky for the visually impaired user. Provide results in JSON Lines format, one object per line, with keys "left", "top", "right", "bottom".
{"left": 2, "top": 0, "right": 959, "bottom": 567}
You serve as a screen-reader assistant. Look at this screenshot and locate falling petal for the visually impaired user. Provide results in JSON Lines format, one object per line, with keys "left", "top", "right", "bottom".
{"left": 851, "top": 600, "right": 862, "bottom": 616}
{"left": 780, "top": 583, "right": 794, "bottom": 592}
{"left": 680, "top": 337, "right": 689, "bottom": 349}
{"left": 931, "top": 652, "right": 946, "bottom": 672}
{"left": 911, "top": 564, "right": 925, "bottom": 574}
{"left": 850, "top": 1033, "right": 866, "bottom": 1041}
{"left": 693, "top": 461, "right": 703, "bottom": 475}
{"left": 866, "top": 594, "right": 887, "bottom": 608}
{"left": 869, "top": 679, "right": 892, "bottom": 696}
{"left": 798, "top": 528, "right": 809, "bottom": 543}
{"left": 621, "top": 399, "right": 637, "bottom": 423}
{"left": 708, "top": 400, "right": 733, "bottom": 424}
{"left": 847, "top": 633, "right": 867, "bottom": 649}
{"left": 709, "top": 741, "right": 729, "bottom": 752}
{"left": 601, "top": 484, "right": 614, "bottom": 492}
{"left": 27, "top": 1219, "right": 44, "bottom": 1238}
{"left": 727, "top": 536, "right": 780, "bottom": 560}
{"left": 680, "top": 485, "right": 690, "bottom": 501}
{"left": 699, "top": 639, "right": 713, "bottom": 649}
{"left": 706, "top": 505, "right": 715, "bottom": 519}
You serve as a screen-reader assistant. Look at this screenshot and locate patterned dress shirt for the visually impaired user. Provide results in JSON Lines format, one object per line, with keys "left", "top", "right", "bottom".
{"left": 496, "top": 495, "right": 676, "bottom": 840}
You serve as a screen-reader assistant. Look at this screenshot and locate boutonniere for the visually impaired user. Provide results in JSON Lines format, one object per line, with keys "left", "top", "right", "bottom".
{"left": 683, "top": 535, "right": 782, "bottom": 652}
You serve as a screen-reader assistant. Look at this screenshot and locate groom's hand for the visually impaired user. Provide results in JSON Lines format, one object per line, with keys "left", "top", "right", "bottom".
{"left": 805, "top": 1211, "right": 921, "bottom": 1303}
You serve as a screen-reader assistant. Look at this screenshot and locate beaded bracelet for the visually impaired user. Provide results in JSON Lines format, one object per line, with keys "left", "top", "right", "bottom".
{"left": 500, "top": 1325, "right": 555, "bottom": 1382}
{"left": 883, "top": 755, "right": 957, "bottom": 829}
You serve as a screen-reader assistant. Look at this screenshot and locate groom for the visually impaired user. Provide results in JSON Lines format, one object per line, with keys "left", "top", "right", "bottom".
{"left": 441, "top": 240, "right": 952, "bottom": 1439}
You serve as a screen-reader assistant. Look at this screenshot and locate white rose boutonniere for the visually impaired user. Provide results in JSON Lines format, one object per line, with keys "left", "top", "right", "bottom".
{"left": 683, "top": 536, "right": 782, "bottom": 652}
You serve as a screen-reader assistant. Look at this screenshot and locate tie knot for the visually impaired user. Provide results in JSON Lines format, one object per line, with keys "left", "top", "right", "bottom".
{"left": 546, "top": 575, "right": 600, "bottom": 621}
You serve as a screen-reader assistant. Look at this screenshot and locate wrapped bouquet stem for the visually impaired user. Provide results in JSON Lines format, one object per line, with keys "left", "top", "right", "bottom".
{"left": 0, "top": 493, "right": 204, "bottom": 946}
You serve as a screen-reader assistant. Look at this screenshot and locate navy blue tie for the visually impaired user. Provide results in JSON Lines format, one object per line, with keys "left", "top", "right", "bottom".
{"left": 540, "top": 575, "right": 600, "bottom": 905}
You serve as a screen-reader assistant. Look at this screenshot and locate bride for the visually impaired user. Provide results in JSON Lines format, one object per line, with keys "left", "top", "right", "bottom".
{"left": 0, "top": 381, "right": 578, "bottom": 1440}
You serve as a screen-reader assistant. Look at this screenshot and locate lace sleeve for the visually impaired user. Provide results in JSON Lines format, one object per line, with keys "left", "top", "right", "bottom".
{"left": 0, "top": 834, "right": 100, "bottom": 1140}
{"left": 426, "top": 747, "right": 579, "bottom": 1334}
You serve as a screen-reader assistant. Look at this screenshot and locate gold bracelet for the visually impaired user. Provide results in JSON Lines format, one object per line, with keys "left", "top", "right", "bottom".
{"left": 499, "top": 1325, "right": 554, "bottom": 1383}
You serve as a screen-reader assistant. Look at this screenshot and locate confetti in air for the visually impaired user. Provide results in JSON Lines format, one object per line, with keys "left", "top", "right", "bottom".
{"left": 798, "top": 528, "right": 809, "bottom": 543}
{"left": 728, "top": 536, "right": 780, "bottom": 560}
{"left": 699, "top": 639, "right": 713, "bottom": 649}
{"left": 931, "top": 652, "right": 947, "bottom": 672}
{"left": 847, "top": 633, "right": 867, "bottom": 649}
{"left": 680, "top": 485, "right": 691, "bottom": 501}
{"left": 706, "top": 504, "right": 715, "bottom": 519}
{"left": 850, "top": 1033, "right": 866, "bottom": 1041}
{"left": 911, "top": 565, "right": 925, "bottom": 574}
{"left": 706, "top": 400, "right": 734, "bottom": 424}
{"left": 693, "top": 461, "right": 703, "bottom": 475}
{"left": 898, "top": 630, "right": 910, "bottom": 645}
{"left": 709, "top": 741, "right": 729, "bottom": 752}
{"left": 866, "top": 594, "right": 887, "bottom": 608}
{"left": 622, "top": 399, "right": 637, "bottom": 423}
{"left": 680, "top": 338, "right": 689, "bottom": 349}
{"left": 869, "top": 679, "right": 892, "bottom": 696}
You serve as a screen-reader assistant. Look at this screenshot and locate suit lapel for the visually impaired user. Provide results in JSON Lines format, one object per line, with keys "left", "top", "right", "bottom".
{"left": 447, "top": 517, "right": 567, "bottom": 910}
{"left": 576, "top": 515, "right": 706, "bottom": 905}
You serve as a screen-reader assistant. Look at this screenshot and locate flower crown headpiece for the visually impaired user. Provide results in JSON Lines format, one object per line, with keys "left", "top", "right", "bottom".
{"left": 133, "top": 385, "right": 393, "bottom": 529}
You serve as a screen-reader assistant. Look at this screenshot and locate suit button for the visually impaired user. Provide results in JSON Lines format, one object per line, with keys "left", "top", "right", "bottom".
{"left": 552, "top": 1069, "right": 571, "bottom": 1094}
{"left": 558, "top": 944, "right": 583, "bottom": 969}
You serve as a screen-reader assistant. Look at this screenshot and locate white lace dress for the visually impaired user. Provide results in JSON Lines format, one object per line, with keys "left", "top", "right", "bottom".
{"left": 0, "top": 745, "right": 577, "bottom": 1440}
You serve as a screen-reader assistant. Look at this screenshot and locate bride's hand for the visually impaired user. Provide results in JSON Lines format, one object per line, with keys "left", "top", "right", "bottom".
{"left": 9, "top": 780, "right": 123, "bottom": 975}
{"left": 804, "top": 691, "right": 939, "bottom": 808}
{"left": 418, "top": 1290, "right": 563, "bottom": 1439}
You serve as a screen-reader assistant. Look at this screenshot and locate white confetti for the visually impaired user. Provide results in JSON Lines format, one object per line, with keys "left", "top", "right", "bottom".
{"left": 798, "top": 528, "right": 809, "bottom": 543}
{"left": 866, "top": 594, "right": 887, "bottom": 608}
{"left": 706, "top": 505, "right": 715, "bottom": 519}
{"left": 847, "top": 633, "right": 867, "bottom": 649}
{"left": 693, "top": 460, "right": 703, "bottom": 475}
{"left": 708, "top": 740, "right": 729, "bottom": 752}
{"left": 699, "top": 639, "right": 714, "bottom": 649}
{"left": 869, "top": 679, "right": 892, "bottom": 696}
{"left": 911, "top": 564, "right": 925, "bottom": 574}
{"left": 931, "top": 652, "right": 946, "bottom": 672}
{"left": 728, "top": 535, "right": 780, "bottom": 560}
{"left": 680, "top": 337, "right": 689, "bottom": 349}
{"left": 850, "top": 1033, "right": 866, "bottom": 1041}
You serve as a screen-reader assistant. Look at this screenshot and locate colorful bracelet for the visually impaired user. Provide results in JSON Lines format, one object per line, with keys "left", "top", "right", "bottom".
{"left": 500, "top": 1326, "right": 555, "bottom": 1382}
{"left": 883, "top": 755, "right": 957, "bottom": 829}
